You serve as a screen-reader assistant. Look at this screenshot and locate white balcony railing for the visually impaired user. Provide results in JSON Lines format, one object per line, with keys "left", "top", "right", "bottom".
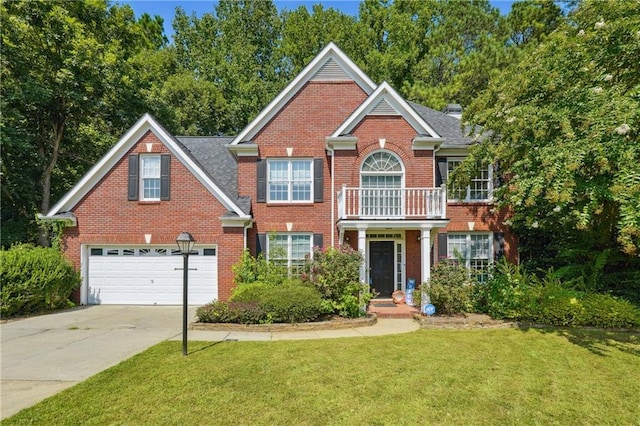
{"left": 338, "top": 185, "right": 447, "bottom": 219}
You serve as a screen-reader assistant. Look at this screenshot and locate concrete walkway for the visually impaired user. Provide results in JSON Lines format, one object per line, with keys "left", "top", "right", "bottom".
{"left": 1, "top": 305, "right": 418, "bottom": 420}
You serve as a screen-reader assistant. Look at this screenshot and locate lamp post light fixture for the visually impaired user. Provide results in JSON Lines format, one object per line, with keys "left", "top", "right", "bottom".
{"left": 176, "top": 231, "right": 196, "bottom": 356}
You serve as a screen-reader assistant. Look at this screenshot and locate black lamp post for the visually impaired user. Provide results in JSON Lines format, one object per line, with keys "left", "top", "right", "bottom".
{"left": 176, "top": 231, "right": 196, "bottom": 356}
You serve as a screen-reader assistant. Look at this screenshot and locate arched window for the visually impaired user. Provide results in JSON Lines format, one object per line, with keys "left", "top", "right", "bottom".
{"left": 360, "top": 151, "right": 404, "bottom": 217}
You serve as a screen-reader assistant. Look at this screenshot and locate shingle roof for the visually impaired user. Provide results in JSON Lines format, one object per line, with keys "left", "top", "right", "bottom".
{"left": 408, "top": 101, "right": 476, "bottom": 146}
{"left": 174, "top": 100, "right": 476, "bottom": 216}
{"left": 176, "top": 136, "right": 251, "bottom": 214}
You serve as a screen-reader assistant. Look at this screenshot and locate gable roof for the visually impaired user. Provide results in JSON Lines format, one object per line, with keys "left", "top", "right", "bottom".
{"left": 45, "top": 114, "right": 250, "bottom": 218}
{"left": 229, "top": 42, "right": 376, "bottom": 146}
{"left": 331, "top": 82, "right": 441, "bottom": 138}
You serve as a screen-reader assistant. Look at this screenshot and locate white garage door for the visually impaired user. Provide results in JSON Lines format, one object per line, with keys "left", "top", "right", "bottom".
{"left": 87, "top": 246, "right": 218, "bottom": 305}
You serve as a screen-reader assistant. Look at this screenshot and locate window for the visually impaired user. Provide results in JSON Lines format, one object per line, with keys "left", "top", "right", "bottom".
{"left": 128, "top": 154, "right": 170, "bottom": 201}
{"left": 447, "top": 159, "right": 491, "bottom": 201}
{"left": 140, "top": 155, "right": 161, "bottom": 200}
{"left": 360, "top": 151, "right": 404, "bottom": 217}
{"left": 268, "top": 160, "right": 313, "bottom": 202}
{"left": 447, "top": 233, "right": 492, "bottom": 280}
{"left": 267, "top": 233, "right": 312, "bottom": 275}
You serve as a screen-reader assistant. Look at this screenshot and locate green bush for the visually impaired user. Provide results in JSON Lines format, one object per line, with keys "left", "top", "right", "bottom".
{"left": 229, "top": 281, "right": 273, "bottom": 303}
{"left": 301, "top": 245, "right": 372, "bottom": 318}
{"left": 480, "top": 259, "right": 533, "bottom": 319}
{"left": 200, "top": 281, "right": 327, "bottom": 324}
{"left": 232, "top": 249, "right": 288, "bottom": 286}
{"left": 521, "top": 284, "right": 586, "bottom": 326}
{"left": 480, "top": 261, "right": 640, "bottom": 328}
{"left": 1, "top": 244, "right": 80, "bottom": 318}
{"left": 196, "top": 301, "right": 266, "bottom": 324}
{"left": 423, "top": 260, "right": 478, "bottom": 314}
{"left": 259, "top": 282, "right": 327, "bottom": 323}
{"left": 580, "top": 293, "right": 640, "bottom": 328}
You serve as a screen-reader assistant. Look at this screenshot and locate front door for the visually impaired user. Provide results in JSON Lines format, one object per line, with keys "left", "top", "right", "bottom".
{"left": 369, "top": 241, "right": 395, "bottom": 297}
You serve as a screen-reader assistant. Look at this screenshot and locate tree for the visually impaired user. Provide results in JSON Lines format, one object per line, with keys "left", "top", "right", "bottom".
{"left": 1, "top": 0, "right": 165, "bottom": 246}
{"left": 462, "top": 0, "right": 640, "bottom": 266}
{"left": 280, "top": 4, "right": 364, "bottom": 76}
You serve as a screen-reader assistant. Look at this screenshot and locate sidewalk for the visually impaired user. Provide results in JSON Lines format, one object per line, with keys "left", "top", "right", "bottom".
{"left": 179, "top": 318, "right": 420, "bottom": 342}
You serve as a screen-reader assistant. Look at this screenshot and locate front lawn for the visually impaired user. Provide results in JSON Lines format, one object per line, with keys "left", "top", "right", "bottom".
{"left": 6, "top": 328, "right": 639, "bottom": 425}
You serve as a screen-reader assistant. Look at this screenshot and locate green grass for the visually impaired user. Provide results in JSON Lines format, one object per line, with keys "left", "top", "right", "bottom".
{"left": 5, "top": 328, "right": 639, "bottom": 425}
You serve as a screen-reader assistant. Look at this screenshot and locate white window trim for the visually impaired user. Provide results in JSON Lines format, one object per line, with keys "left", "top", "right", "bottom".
{"left": 446, "top": 158, "right": 493, "bottom": 202}
{"left": 267, "top": 159, "right": 314, "bottom": 203}
{"left": 140, "top": 155, "right": 161, "bottom": 201}
{"left": 266, "top": 233, "right": 313, "bottom": 270}
{"left": 447, "top": 232, "right": 493, "bottom": 270}
{"left": 359, "top": 150, "right": 406, "bottom": 218}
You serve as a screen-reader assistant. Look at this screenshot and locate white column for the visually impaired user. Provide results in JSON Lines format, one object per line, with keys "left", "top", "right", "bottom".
{"left": 358, "top": 227, "right": 367, "bottom": 283}
{"left": 420, "top": 227, "right": 431, "bottom": 307}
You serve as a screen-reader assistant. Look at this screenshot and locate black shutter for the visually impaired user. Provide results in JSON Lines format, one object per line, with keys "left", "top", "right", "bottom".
{"left": 257, "top": 233, "right": 267, "bottom": 256}
{"left": 494, "top": 232, "right": 505, "bottom": 261}
{"left": 127, "top": 154, "right": 139, "bottom": 200}
{"left": 160, "top": 154, "right": 170, "bottom": 201}
{"left": 313, "top": 158, "right": 323, "bottom": 202}
{"left": 257, "top": 160, "right": 267, "bottom": 203}
{"left": 437, "top": 232, "right": 448, "bottom": 262}
{"left": 436, "top": 157, "right": 448, "bottom": 187}
{"left": 313, "top": 233, "right": 323, "bottom": 249}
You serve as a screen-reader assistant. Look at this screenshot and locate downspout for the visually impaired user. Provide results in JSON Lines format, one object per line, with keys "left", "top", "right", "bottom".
{"left": 327, "top": 145, "right": 335, "bottom": 247}
{"left": 243, "top": 221, "right": 251, "bottom": 250}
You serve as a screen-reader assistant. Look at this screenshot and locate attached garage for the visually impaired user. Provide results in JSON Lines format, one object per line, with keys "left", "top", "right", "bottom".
{"left": 86, "top": 246, "right": 218, "bottom": 305}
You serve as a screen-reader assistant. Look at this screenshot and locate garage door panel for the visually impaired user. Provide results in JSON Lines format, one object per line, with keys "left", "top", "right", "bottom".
{"left": 87, "top": 246, "right": 218, "bottom": 305}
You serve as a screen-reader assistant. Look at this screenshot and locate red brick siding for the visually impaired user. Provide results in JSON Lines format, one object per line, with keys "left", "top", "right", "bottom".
{"left": 62, "top": 130, "right": 243, "bottom": 302}
{"left": 241, "top": 81, "right": 368, "bottom": 249}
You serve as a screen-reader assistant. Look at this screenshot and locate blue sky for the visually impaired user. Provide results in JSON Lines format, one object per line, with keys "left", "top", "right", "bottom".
{"left": 117, "top": 0, "right": 516, "bottom": 42}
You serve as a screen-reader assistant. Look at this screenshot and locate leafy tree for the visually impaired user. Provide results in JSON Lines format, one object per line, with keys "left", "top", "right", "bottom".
{"left": 280, "top": 4, "right": 364, "bottom": 76}
{"left": 1, "top": 0, "right": 166, "bottom": 246}
{"left": 172, "top": 0, "right": 286, "bottom": 133}
{"left": 462, "top": 1, "right": 640, "bottom": 268}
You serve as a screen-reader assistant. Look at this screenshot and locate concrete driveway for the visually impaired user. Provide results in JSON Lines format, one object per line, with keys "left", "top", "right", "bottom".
{"left": 1, "top": 305, "right": 197, "bottom": 420}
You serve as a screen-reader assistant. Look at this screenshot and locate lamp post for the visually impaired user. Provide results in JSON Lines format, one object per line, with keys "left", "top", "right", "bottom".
{"left": 176, "top": 231, "right": 195, "bottom": 356}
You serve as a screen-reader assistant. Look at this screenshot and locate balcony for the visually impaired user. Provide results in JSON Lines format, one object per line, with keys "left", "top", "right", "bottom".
{"left": 337, "top": 186, "right": 447, "bottom": 220}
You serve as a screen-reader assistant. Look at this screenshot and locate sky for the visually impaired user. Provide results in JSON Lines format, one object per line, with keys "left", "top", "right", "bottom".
{"left": 117, "top": 0, "right": 517, "bottom": 42}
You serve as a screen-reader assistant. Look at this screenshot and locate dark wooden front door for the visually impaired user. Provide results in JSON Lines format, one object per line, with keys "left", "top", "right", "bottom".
{"left": 370, "top": 241, "right": 394, "bottom": 297}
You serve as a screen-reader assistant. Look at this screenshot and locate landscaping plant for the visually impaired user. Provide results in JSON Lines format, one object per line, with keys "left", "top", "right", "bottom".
{"left": 301, "top": 245, "right": 373, "bottom": 318}
{"left": 478, "top": 259, "right": 640, "bottom": 328}
{"left": 422, "top": 260, "right": 479, "bottom": 314}
{"left": 0, "top": 244, "right": 80, "bottom": 317}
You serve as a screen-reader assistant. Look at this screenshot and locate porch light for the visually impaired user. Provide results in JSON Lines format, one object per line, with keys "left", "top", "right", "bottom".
{"left": 176, "top": 231, "right": 196, "bottom": 356}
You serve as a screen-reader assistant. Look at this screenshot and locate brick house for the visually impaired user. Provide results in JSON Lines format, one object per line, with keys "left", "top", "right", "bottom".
{"left": 43, "top": 43, "right": 516, "bottom": 306}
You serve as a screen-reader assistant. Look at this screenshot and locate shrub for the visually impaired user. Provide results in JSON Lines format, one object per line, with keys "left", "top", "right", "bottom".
{"left": 1, "top": 244, "right": 80, "bottom": 318}
{"left": 521, "top": 284, "right": 586, "bottom": 326}
{"left": 580, "top": 293, "right": 640, "bottom": 328}
{"left": 423, "top": 260, "right": 478, "bottom": 314}
{"left": 479, "top": 259, "right": 533, "bottom": 319}
{"left": 232, "top": 249, "right": 288, "bottom": 286}
{"left": 201, "top": 281, "right": 327, "bottom": 324}
{"left": 301, "top": 245, "right": 371, "bottom": 318}
{"left": 259, "top": 282, "right": 327, "bottom": 323}
{"left": 196, "top": 301, "right": 266, "bottom": 324}
{"left": 229, "top": 281, "right": 273, "bottom": 303}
